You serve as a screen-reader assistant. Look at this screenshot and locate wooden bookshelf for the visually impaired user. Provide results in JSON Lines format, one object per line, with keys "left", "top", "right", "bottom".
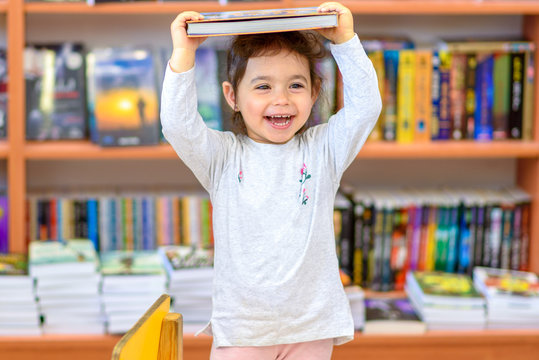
{"left": 1, "top": 330, "right": 539, "bottom": 360}
{"left": 3, "top": 0, "right": 539, "bottom": 359}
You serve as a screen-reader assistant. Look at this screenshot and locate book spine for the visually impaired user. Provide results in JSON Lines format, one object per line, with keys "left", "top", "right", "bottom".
{"left": 87, "top": 198, "right": 99, "bottom": 251}
{"left": 0, "top": 195, "right": 7, "bottom": 253}
{"left": 446, "top": 204, "right": 459, "bottom": 272}
{"left": 464, "top": 54, "right": 477, "bottom": 139}
{"left": 500, "top": 204, "right": 513, "bottom": 269}
{"left": 383, "top": 50, "right": 399, "bottom": 141}
{"left": 519, "top": 202, "right": 530, "bottom": 271}
{"left": 396, "top": 50, "right": 415, "bottom": 144}
{"left": 381, "top": 205, "right": 394, "bottom": 291}
{"left": 430, "top": 51, "right": 441, "bottom": 140}
{"left": 414, "top": 51, "right": 432, "bottom": 142}
{"left": 353, "top": 204, "right": 364, "bottom": 286}
{"left": 508, "top": 52, "right": 525, "bottom": 139}
{"left": 488, "top": 206, "right": 503, "bottom": 268}
{"left": 521, "top": 51, "right": 535, "bottom": 141}
{"left": 450, "top": 53, "right": 467, "bottom": 140}
{"left": 391, "top": 206, "right": 407, "bottom": 291}
{"left": 492, "top": 53, "right": 511, "bottom": 140}
{"left": 474, "top": 54, "right": 494, "bottom": 141}
{"left": 510, "top": 204, "right": 522, "bottom": 271}
{"left": 371, "top": 204, "right": 385, "bottom": 290}
{"left": 367, "top": 50, "right": 385, "bottom": 142}
{"left": 437, "top": 51, "right": 451, "bottom": 140}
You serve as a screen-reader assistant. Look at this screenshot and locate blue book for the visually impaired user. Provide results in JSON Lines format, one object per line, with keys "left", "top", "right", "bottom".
{"left": 87, "top": 198, "right": 99, "bottom": 251}
{"left": 383, "top": 50, "right": 399, "bottom": 141}
{"left": 474, "top": 54, "right": 494, "bottom": 141}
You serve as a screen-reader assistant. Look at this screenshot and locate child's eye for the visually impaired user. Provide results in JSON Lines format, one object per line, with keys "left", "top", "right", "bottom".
{"left": 290, "top": 83, "right": 305, "bottom": 89}
{"left": 255, "top": 84, "right": 270, "bottom": 90}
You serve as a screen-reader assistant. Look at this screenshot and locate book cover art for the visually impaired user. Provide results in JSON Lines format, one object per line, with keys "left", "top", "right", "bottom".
{"left": 410, "top": 271, "right": 483, "bottom": 299}
{"left": 92, "top": 47, "right": 160, "bottom": 147}
{"left": 0, "top": 253, "right": 28, "bottom": 276}
{"left": 474, "top": 266, "right": 539, "bottom": 299}
{"left": 25, "top": 43, "right": 86, "bottom": 140}
{"left": 195, "top": 48, "right": 223, "bottom": 131}
{"left": 365, "top": 297, "right": 421, "bottom": 322}
{"left": 161, "top": 245, "right": 213, "bottom": 272}
{"left": 100, "top": 250, "right": 165, "bottom": 276}
{"left": 29, "top": 238, "right": 98, "bottom": 266}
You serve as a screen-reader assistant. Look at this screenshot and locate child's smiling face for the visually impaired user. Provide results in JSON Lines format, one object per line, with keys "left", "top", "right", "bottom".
{"left": 232, "top": 50, "right": 317, "bottom": 144}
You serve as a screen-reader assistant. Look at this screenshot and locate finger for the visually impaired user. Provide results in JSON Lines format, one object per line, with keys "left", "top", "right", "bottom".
{"left": 171, "top": 11, "right": 204, "bottom": 29}
{"left": 318, "top": 2, "right": 348, "bottom": 15}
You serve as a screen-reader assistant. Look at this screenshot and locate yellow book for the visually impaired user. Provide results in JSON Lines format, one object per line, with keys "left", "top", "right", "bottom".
{"left": 414, "top": 50, "right": 432, "bottom": 142}
{"left": 124, "top": 197, "right": 134, "bottom": 250}
{"left": 111, "top": 294, "right": 171, "bottom": 360}
{"left": 181, "top": 197, "right": 191, "bottom": 246}
{"left": 397, "top": 50, "right": 415, "bottom": 143}
{"left": 425, "top": 206, "right": 437, "bottom": 271}
{"left": 367, "top": 50, "right": 385, "bottom": 142}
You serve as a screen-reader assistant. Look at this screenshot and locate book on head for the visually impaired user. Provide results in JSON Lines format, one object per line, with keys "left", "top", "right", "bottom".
{"left": 187, "top": 7, "right": 337, "bottom": 37}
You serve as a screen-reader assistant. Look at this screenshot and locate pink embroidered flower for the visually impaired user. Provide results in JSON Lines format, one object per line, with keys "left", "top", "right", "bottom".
{"left": 238, "top": 170, "right": 243, "bottom": 183}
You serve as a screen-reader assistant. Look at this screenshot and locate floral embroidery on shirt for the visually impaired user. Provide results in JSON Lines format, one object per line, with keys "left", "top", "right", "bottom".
{"left": 238, "top": 170, "right": 243, "bottom": 183}
{"left": 298, "top": 163, "right": 311, "bottom": 205}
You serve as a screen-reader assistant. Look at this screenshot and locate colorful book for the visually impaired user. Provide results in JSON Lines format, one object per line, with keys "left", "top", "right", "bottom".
{"left": 414, "top": 50, "right": 432, "bottom": 142}
{"left": 364, "top": 297, "right": 426, "bottom": 334}
{"left": 92, "top": 46, "right": 160, "bottom": 147}
{"left": 396, "top": 50, "right": 415, "bottom": 143}
{"left": 186, "top": 8, "right": 338, "bottom": 37}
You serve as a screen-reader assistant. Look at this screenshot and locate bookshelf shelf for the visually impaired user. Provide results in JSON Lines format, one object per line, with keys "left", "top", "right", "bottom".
{"left": 1, "top": 330, "right": 538, "bottom": 360}
{"left": 22, "top": 141, "right": 539, "bottom": 160}
{"left": 23, "top": 1, "right": 539, "bottom": 15}
{"left": 359, "top": 141, "right": 539, "bottom": 159}
{"left": 24, "top": 141, "right": 177, "bottom": 160}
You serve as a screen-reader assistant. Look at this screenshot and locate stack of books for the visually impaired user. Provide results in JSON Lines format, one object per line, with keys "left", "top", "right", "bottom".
{"left": 473, "top": 267, "right": 539, "bottom": 329}
{"left": 0, "top": 254, "right": 41, "bottom": 336}
{"left": 344, "top": 286, "right": 365, "bottom": 331}
{"left": 29, "top": 239, "right": 104, "bottom": 334}
{"left": 363, "top": 297, "right": 427, "bottom": 334}
{"left": 405, "top": 271, "right": 486, "bottom": 330}
{"left": 101, "top": 250, "right": 167, "bottom": 334}
{"left": 159, "top": 245, "right": 213, "bottom": 332}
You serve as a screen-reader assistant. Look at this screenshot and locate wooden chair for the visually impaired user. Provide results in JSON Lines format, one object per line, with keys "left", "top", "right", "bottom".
{"left": 111, "top": 294, "right": 183, "bottom": 360}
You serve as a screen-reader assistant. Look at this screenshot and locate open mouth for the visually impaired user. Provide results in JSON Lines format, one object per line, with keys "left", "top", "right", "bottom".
{"left": 265, "top": 115, "right": 293, "bottom": 128}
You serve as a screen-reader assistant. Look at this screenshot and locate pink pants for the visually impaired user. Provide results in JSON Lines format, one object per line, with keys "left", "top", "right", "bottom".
{"left": 210, "top": 338, "right": 334, "bottom": 360}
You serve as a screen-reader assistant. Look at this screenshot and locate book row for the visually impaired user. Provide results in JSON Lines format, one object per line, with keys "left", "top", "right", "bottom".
{"left": 364, "top": 39, "right": 535, "bottom": 143}
{"left": 334, "top": 187, "right": 531, "bottom": 292}
{"left": 25, "top": 192, "right": 214, "bottom": 253}
{"left": 19, "top": 39, "right": 536, "bottom": 146}
{"left": 22, "top": 42, "right": 335, "bottom": 146}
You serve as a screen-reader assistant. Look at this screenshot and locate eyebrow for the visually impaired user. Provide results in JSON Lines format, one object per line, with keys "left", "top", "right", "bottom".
{"left": 250, "top": 75, "right": 309, "bottom": 84}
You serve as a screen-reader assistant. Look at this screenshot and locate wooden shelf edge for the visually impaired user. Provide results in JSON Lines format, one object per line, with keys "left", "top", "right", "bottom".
{"left": 23, "top": 0, "right": 539, "bottom": 15}
{"left": 24, "top": 141, "right": 178, "bottom": 159}
{"left": 359, "top": 140, "right": 539, "bottom": 158}
{"left": 22, "top": 140, "right": 539, "bottom": 160}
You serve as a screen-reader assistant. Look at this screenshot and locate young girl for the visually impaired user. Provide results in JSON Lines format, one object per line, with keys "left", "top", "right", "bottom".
{"left": 161, "top": 2, "right": 382, "bottom": 359}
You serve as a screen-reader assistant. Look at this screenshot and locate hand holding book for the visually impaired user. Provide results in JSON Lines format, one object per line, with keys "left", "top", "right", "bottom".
{"left": 169, "top": 11, "right": 208, "bottom": 73}
{"left": 316, "top": 2, "right": 355, "bottom": 44}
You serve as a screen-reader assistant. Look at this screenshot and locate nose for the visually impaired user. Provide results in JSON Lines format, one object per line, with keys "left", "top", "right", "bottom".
{"left": 272, "top": 87, "right": 289, "bottom": 106}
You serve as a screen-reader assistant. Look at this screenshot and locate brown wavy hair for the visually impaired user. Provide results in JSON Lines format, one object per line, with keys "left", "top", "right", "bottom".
{"left": 225, "top": 31, "right": 327, "bottom": 135}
